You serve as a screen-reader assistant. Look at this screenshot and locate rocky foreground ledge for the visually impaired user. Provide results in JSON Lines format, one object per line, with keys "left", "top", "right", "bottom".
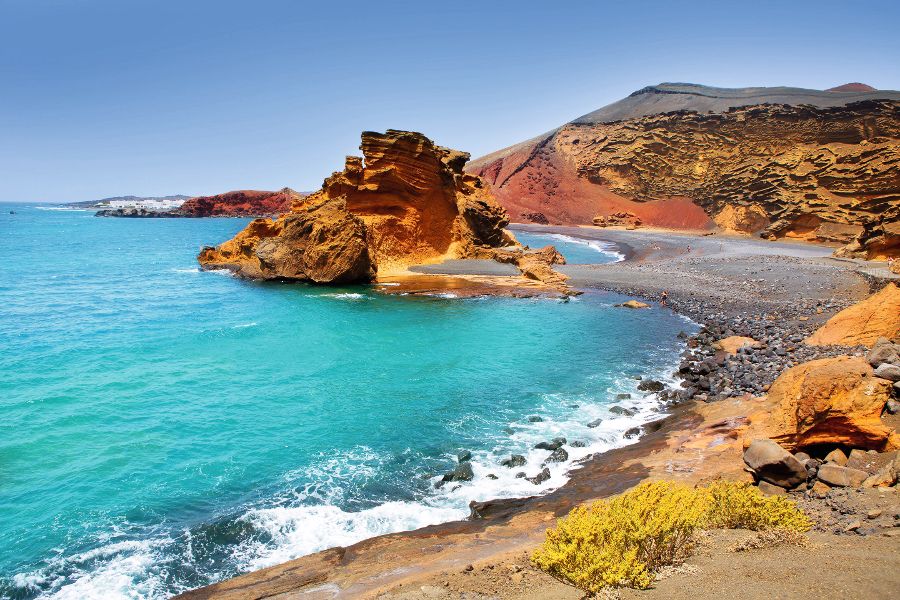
{"left": 176, "top": 233, "right": 899, "bottom": 599}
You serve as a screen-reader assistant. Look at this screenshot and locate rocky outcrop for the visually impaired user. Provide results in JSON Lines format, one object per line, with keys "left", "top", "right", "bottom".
{"left": 762, "top": 356, "right": 897, "bottom": 451}
{"left": 177, "top": 189, "right": 298, "bottom": 217}
{"left": 806, "top": 283, "right": 900, "bottom": 347}
{"left": 197, "top": 199, "right": 374, "bottom": 283}
{"left": 467, "top": 83, "right": 900, "bottom": 257}
{"left": 199, "top": 130, "right": 516, "bottom": 283}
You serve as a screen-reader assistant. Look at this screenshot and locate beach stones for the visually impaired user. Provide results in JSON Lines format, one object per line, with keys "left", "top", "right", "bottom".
{"left": 609, "top": 406, "right": 636, "bottom": 416}
{"left": 436, "top": 462, "right": 474, "bottom": 488}
{"left": 874, "top": 363, "right": 900, "bottom": 382}
{"left": 526, "top": 467, "right": 551, "bottom": 485}
{"left": 743, "top": 439, "right": 807, "bottom": 489}
{"left": 816, "top": 464, "right": 868, "bottom": 488}
{"left": 637, "top": 379, "right": 665, "bottom": 392}
{"left": 545, "top": 447, "right": 568, "bottom": 463}
{"left": 587, "top": 418, "right": 604, "bottom": 428}
{"left": 624, "top": 427, "right": 641, "bottom": 439}
{"left": 534, "top": 437, "right": 566, "bottom": 451}
{"left": 501, "top": 454, "right": 527, "bottom": 468}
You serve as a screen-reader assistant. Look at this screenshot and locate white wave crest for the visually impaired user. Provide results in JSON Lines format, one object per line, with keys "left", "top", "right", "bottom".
{"left": 236, "top": 502, "right": 463, "bottom": 571}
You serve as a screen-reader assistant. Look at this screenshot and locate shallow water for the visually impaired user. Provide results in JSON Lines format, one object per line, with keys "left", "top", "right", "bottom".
{"left": 0, "top": 206, "right": 694, "bottom": 599}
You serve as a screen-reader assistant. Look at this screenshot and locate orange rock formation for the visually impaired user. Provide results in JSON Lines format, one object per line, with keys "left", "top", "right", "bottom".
{"left": 805, "top": 283, "right": 900, "bottom": 347}
{"left": 760, "top": 356, "right": 897, "bottom": 451}
{"left": 198, "top": 130, "right": 515, "bottom": 283}
{"left": 467, "top": 83, "right": 900, "bottom": 257}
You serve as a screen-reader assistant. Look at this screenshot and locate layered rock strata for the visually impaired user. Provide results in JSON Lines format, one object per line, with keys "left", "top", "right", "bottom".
{"left": 198, "top": 130, "right": 521, "bottom": 284}
{"left": 467, "top": 83, "right": 900, "bottom": 257}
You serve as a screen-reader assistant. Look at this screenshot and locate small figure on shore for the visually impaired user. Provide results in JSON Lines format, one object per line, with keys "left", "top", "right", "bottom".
{"left": 660, "top": 290, "right": 669, "bottom": 306}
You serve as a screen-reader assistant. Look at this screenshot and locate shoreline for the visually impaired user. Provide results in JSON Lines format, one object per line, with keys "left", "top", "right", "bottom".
{"left": 176, "top": 227, "right": 888, "bottom": 599}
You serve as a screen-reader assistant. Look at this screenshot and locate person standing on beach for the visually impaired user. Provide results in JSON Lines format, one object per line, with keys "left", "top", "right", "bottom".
{"left": 661, "top": 290, "right": 669, "bottom": 306}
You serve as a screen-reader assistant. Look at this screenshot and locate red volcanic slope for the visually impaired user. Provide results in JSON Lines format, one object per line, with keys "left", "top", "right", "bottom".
{"left": 827, "top": 83, "right": 877, "bottom": 92}
{"left": 179, "top": 189, "right": 296, "bottom": 217}
{"left": 467, "top": 82, "right": 900, "bottom": 229}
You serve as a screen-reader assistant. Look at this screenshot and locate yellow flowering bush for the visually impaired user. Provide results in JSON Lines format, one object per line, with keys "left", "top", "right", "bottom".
{"left": 532, "top": 481, "right": 707, "bottom": 591}
{"left": 703, "top": 480, "right": 811, "bottom": 532}
{"left": 532, "top": 479, "right": 811, "bottom": 593}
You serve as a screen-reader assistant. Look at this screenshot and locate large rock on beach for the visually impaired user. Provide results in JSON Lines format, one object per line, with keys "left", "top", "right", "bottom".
{"left": 199, "top": 130, "right": 515, "bottom": 282}
{"left": 806, "top": 283, "right": 900, "bottom": 347}
{"left": 199, "top": 199, "right": 374, "bottom": 283}
{"left": 764, "top": 356, "right": 898, "bottom": 451}
{"left": 743, "top": 439, "right": 808, "bottom": 488}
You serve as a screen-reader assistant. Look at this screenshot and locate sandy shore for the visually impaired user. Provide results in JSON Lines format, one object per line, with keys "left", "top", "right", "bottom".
{"left": 177, "top": 228, "right": 898, "bottom": 600}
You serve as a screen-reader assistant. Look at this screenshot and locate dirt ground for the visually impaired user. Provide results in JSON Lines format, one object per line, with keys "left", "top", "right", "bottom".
{"left": 376, "top": 526, "right": 900, "bottom": 600}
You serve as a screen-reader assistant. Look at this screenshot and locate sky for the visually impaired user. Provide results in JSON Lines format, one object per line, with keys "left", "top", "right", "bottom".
{"left": 1, "top": 0, "right": 898, "bottom": 202}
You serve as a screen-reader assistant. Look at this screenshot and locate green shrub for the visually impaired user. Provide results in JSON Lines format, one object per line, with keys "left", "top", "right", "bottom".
{"left": 532, "top": 479, "right": 811, "bottom": 593}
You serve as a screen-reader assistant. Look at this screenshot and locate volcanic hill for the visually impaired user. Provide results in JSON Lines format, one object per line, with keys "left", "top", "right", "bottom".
{"left": 466, "top": 83, "right": 900, "bottom": 258}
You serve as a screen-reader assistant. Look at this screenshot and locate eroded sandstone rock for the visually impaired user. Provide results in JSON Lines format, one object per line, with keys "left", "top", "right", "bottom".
{"left": 764, "top": 356, "right": 897, "bottom": 451}
{"left": 199, "top": 131, "right": 515, "bottom": 283}
{"left": 806, "top": 283, "right": 900, "bottom": 347}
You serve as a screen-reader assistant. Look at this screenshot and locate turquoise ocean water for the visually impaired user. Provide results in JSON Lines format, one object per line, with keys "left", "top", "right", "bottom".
{"left": 0, "top": 206, "right": 693, "bottom": 599}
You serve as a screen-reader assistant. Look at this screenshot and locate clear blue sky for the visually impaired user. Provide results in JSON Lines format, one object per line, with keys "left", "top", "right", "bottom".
{"left": 1, "top": 0, "right": 898, "bottom": 202}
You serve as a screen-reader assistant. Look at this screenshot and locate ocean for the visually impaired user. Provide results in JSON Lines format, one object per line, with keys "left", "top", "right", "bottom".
{"left": 0, "top": 205, "right": 694, "bottom": 599}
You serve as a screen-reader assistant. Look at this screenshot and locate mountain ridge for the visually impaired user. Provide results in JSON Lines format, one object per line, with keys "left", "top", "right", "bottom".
{"left": 466, "top": 83, "right": 900, "bottom": 258}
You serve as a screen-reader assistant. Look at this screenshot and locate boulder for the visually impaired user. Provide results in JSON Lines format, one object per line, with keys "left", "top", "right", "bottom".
{"left": 805, "top": 284, "right": 900, "bottom": 347}
{"left": 618, "top": 300, "right": 650, "bottom": 309}
{"left": 874, "top": 363, "right": 900, "bottom": 382}
{"left": 743, "top": 439, "right": 808, "bottom": 489}
{"left": 457, "top": 450, "right": 472, "bottom": 463}
{"left": 808, "top": 480, "right": 831, "bottom": 499}
{"left": 546, "top": 447, "right": 569, "bottom": 463}
{"left": 715, "top": 336, "right": 759, "bottom": 355}
{"left": 526, "top": 467, "right": 551, "bottom": 485}
{"left": 764, "top": 356, "right": 898, "bottom": 451}
{"left": 624, "top": 427, "right": 641, "bottom": 439}
{"left": 436, "top": 462, "right": 474, "bottom": 488}
{"left": 501, "top": 454, "right": 527, "bottom": 468}
{"left": 824, "top": 448, "right": 848, "bottom": 466}
{"left": 816, "top": 463, "right": 869, "bottom": 488}
{"left": 637, "top": 379, "right": 665, "bottom": 392}
{"left": 534, "top": 438, "right": 566, "bottom": 451}
{"left": 868, "top": 338, "right": 900, "bottom": 368}
{"left": 757, "top": 481, "right": 787, "bottom": 496}
{"left": 587, "top": 418, "right": 603, "bottom": 428}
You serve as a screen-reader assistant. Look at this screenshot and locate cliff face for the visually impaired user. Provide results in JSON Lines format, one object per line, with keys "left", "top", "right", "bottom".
{"left": 178, "top": 189, "right": 298, "bottom": 217}
{"left": 198, "top": 130, "right": 513, "bottom": 283}
{"left": 467, "top": 83, "right": 900, "bottom": 258}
